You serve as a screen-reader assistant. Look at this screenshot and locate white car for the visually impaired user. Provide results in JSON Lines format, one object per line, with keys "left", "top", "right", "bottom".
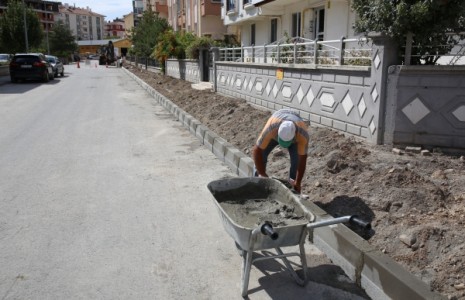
{"left": 0, "top": 53, "right": 12, "bottom": 65}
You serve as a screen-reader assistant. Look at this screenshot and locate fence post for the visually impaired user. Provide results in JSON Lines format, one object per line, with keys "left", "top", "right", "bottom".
{"left": 252, "top": 45, "right": 255, "bottom": 63}
{"left": 211, "top": 47, "right": 219, "bottom": 92}
{"left": 293, "top": 41, "right": 297, "bottom": 63}
{"left": 277, "top": 42, "right": 281, "bottom": 64}
{"left": 241, "top": 45, "right": 244, "bottom": 62}
{"left": 404, "top": 32, "right": 413, "bottom": 66}
{"left": 313, "top": 40, "right": 318, "bottom": 65}
{"left": 339, "top": 36, "right": 345, "bottom": 66}
{"left": 263, "top": 44, "right": 267, "bottom": 63}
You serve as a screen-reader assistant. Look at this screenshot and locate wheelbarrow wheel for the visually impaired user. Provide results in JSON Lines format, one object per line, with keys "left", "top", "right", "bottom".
{"left": 235, "top": 242, "right": 246, "bottom": 257}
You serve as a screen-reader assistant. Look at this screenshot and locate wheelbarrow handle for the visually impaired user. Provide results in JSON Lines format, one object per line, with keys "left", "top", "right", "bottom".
{"left": 261, "top": 222, "right": 279, "bottom": 240}
{"left": 349, "top": 215, "right": 372, "bottom": 230}
{"left": 307, "top": 215, "right": 372, "bottom": 230}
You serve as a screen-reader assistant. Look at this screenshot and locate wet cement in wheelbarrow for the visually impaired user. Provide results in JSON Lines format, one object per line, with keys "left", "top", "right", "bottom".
{"left": 219, "top": 198, "right": 307, "bottom": 228}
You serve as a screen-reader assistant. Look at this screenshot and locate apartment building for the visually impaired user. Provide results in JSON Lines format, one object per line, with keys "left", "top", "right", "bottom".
{"left": 124, "top": 12, "right": 135, "bottom": 36}
{"left": 133, "top": 0, "right": 143, "bottom": 26}
{"left": 56, "top": 3, "right": 105, "bottom": 40}
{"left": 167, "top": 0, "right": 227, "bottom": 40}
{"left": 0, "top": 0, "right": 59, "bottom": 32}
{"left": 222, "top": 0, "right": 358, "bottom": 46}
{"left": 132, "top": 0, "right": 168, "bottom": 27}
{"left": 105, "top": 18, "right": 126, "bottom": 39}
{"left": 144, "top": 0, "right": 168, "bottom": 19}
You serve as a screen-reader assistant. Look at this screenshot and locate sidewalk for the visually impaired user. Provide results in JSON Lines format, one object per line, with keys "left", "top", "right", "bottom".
{"left": 123, "top": 67, "right": 448, "bottom": 300}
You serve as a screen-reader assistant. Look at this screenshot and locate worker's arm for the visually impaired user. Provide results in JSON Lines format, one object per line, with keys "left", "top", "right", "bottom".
{"left": 252, "top": 145, "right": 268, "bottom": 177}
{"left": 292, "top": 154, "right": 307, "bottom": 193}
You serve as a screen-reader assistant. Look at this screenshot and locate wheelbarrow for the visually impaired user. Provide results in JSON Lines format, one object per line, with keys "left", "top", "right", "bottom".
{"left": 207, "top": 177, "right": 371, "bottom": 297}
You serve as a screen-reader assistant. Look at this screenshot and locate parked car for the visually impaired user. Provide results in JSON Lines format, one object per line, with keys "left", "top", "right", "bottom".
{"left": 87, "top": 54, "right": 100, "bottom": 60}
{"left": 0, "top": 53, "right": 12, "bottom": 65}
{"left": 45, "top": 55, "right": 64, "bottom": 77}
{"left": 9, "top": 53, "right": 54, "bottom": 83}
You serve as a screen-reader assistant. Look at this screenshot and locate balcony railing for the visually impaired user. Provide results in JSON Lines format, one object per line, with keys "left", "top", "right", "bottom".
{"left": 217, "top": 37, "right": 373, "bottom": 67}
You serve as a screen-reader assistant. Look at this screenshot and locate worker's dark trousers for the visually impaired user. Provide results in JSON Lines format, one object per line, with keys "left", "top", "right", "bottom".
{"left": 253, "top": 139, "right": 298, "bottom": 180}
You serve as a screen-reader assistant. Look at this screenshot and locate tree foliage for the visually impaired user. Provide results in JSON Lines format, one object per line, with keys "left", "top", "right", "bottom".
{"left": 130, "top": 10, "right": 170, "bottom": 58}
{"left": 186, "top": 36, "right": 214, "bottom": 59}
{"left": 352, "top": 0, "right": 465, "bottom": 64}
{"left": 0, "top": 0, "right": 43, "bottom": 53}
{"left": 48, "top": 20, "right": 78, "bottom": 58}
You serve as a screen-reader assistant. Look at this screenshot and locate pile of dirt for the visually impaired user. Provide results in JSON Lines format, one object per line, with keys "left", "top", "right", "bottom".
{"left": 126, "top": 65, "right": 465, "bottom": 299}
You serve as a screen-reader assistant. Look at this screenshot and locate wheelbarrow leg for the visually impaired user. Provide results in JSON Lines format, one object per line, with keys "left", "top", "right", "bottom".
{"left": 275, "top": 246, "right": 308, "bottom": 286}
{"left": 241, "top": 250, "right": 253, "bottom": 297}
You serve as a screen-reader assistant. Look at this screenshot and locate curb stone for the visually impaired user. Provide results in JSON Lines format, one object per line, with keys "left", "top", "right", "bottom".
{"left": 124, "top": 68, "right": 446, "bottom": 300}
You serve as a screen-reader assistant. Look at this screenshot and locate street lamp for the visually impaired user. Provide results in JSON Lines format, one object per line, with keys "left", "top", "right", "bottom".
{"left": 22, "top": 0, "right": 29, "bottom": 52}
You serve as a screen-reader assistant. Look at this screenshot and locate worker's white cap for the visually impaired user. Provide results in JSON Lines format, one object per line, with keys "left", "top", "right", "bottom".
{"left": 278, "top": 121, "right": 296, "bottom": 148}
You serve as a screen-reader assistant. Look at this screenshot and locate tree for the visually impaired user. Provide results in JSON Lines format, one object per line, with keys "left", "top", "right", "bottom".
{"left": 130, "top": 9, "right": 170, "bottom": 58}
{"left": 0, "top": 0, "right": 43, "bottom": 53}
{"left": 48, "top": 20, "right": 78, "bottom": 59}
{"left": 352, "top": 0, "right": 465, "bottom": 64}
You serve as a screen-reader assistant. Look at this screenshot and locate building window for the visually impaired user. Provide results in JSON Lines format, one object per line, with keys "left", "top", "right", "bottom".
{"left": 270, "top": 18, "right": 277, "bottom": 43}
{"left": 314, "top": 7, "right": 325, "bottom": 40}
{"left": 227, "top": 0, "right": 235, "bottom": 11}
{"left": 292, "top": 12, "right": 301, "bottom": 38}
{"left": 251, "top": 23, "right": 255, "bottom": 45}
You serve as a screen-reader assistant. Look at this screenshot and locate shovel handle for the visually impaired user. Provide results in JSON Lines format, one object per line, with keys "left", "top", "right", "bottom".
{"left": 261, "top": 222, "right": 279, "bottom": 240}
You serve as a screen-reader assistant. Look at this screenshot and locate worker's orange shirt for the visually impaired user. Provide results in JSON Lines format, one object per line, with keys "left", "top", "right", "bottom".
{"left": 256, "top": 109, "right": 309, "bottom": 155}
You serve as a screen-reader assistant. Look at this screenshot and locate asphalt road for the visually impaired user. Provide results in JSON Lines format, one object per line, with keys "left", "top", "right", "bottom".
{"left": 0, "top": 63, "right": 369, "bottom": 299}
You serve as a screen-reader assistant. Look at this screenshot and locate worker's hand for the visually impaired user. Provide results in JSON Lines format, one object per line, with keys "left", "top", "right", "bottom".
{"left": 289, "top": 179, "right": 301, "bottom": 194}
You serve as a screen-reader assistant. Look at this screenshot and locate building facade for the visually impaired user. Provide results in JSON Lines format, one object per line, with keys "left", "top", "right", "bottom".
{"left": 105, "top": 18, "right": 126, "bottom": 39}
{"left": 144, "top": 0, "right": 168, "bottom": 19}
{"left": 222, "top": 0, "right": 358, "bottom": 46}
{"left": 56, "top": 3, "right": 105, "bottom": 40}
{"left": 0, "top": 0, "right": 60, "bottom": 32}
{"left": 123, "top": 12, "right": 135, "bottom": 37}
{"left": 167, "top": 0, "right": 227, "bottom": 40}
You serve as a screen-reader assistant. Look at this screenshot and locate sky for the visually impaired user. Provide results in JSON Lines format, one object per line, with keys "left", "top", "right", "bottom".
{"left": 62, "top": 1, "right": 133, "bottom": 21}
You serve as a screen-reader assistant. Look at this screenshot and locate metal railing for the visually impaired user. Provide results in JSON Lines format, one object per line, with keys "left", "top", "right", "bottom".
{"left": 218, "top": 36, "right": 372, "bottom": 67}
{"left": 126, "top": 55, "right": 160, "bottom": 69}
{"left": 400, "top": 33, "right": 465, "bottom": 65}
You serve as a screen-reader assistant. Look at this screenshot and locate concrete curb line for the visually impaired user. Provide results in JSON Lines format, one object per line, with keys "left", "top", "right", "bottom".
{"left": 124, "top": 68, "right": 446, "bottom": 300}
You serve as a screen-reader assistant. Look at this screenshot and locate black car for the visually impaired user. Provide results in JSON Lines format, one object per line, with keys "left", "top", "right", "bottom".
{"left": 9, "top": 53, "right": 54, "bottom": 83}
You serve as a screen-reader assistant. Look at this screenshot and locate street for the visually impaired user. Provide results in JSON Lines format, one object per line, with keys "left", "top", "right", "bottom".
{"left": 0, "top": 64, "right": 368, "bottom": 299}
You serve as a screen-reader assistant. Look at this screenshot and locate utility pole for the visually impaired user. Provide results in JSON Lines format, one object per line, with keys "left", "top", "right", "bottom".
{"left": 46, "top": 28, "right": 50, "bottom": 54}
{"left": 22, "top": 0, "right": 29, "bottom": 52}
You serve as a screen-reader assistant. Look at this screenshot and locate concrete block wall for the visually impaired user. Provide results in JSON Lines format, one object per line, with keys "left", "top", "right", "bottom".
{"left": 124, "top": 67, "right": 447, "bottom": 300}
{"left": 213, "top": 63, "right": 381, "bottom": 143}
{"left": 384, "top": 65, "right": 465, "bottom": 150}
{"left": 166, "top": 59, "right": 200, "bottom": 83}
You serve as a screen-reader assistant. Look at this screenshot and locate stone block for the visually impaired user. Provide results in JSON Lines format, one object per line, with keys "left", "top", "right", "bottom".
{"left": 312, "top": 223, "right": 374, "bottom": 282}
{"left": 204, "top": 130, "right": 219, "bottom": 152}
{"left": 362, "top": 251, "right": 447, "bottom": 300}
{"left": 212, "top": 137, "right": 229, "bottom": 161}
{"left": 195, "top": 125, "right": 208, "bottom": 144}
{"left": 347, "top": 124, "right": 361, "bottom": 136}
{"left": 238, "top": 156, "right": 254, "bottom": 177}
{"left": 333, "top": 120, "right": 347, "bottom": 131}
{"left": 224, "top": 146, "right": 247, "bottom": 175}
{"left": 405, "top": 146, "right": 421, "bottom": 153}
{"left": 189, "top": 119, "right": 201, "bottom": 135}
